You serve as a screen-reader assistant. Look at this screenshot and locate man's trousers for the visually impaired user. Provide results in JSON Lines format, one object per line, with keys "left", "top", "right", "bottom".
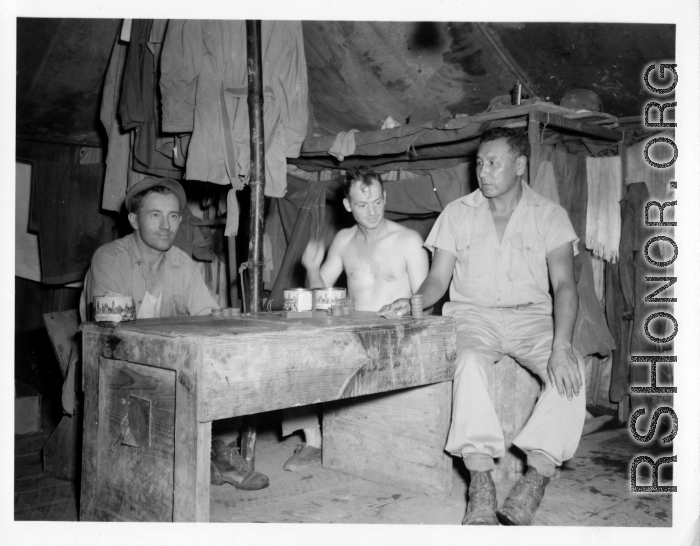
{"left": 443, "top": 303, "right": 586, "bottom": 477}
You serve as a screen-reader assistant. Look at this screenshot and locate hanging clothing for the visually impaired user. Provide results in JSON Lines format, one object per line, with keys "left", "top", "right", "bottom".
{"left": 119, "top": 19, "right": 183, "bottom": 180}
{"left": 34, "top": 162, "right": 118, "bottom": 285}
{"left": 531, "top": 160, "right": 560, "bottom": 205}
{"left": 160, "top": 20, "right": 309, "bottom": 234}
{"left": 607, "top": 182, "right": 674, "bottom": 401}
{"left": 585, "top": 156, "right": 622, "bottom": 262}
{"left": 267, "top": 175, "right": 343, "bottom": 309}
{"left": 100, "top": 32, "right": 131, "bottom": 212}
{"left": 626, "top": 130, "right": 675, "bottom": 200}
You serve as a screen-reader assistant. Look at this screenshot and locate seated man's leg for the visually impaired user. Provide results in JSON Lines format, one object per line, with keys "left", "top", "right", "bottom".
{"left": 281, "top": 405, "right": 322, "bottom": 471}
{"left": 210, "top": 417, "right": 270, "bottom": 490}
{"left": 445, "top": 307, "right": 506, "bottom": 525}
{"left": 498, "top": 307, "right": 586, "bottom": 524}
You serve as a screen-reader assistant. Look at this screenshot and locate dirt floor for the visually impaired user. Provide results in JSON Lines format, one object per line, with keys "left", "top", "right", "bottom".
{"left": 15, "top": 402, "right": 672, "bottom": 526}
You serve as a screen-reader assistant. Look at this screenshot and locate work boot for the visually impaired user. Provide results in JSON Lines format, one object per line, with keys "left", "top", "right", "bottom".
{"left": 462, "top": 470, "right": 499, "bottom": 525}
{"left": 283, "top": 443, "right": 322, "bottom": 472}
{"left": 496, "top": 466, "right": 550, "bottom": 525}
{"left": 210, "top": 439, "right": 270, "bottom": 490}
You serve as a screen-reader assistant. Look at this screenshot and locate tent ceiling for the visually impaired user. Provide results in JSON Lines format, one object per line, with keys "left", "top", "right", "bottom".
{"left": 15, "top": 19, "right": 674, "bottom": 144}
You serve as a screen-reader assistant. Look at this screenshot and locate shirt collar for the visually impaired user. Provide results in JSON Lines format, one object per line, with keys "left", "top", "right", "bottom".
{"left": 461, "top": 180, "right": 540, "bottom": 208}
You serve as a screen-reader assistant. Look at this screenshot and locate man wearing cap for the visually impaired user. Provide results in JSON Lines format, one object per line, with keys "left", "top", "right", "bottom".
{"left": 80, "top": 176, "right": 270, "bottom": 491}
{"left": 381, "top": 128, "right": 586, "bottom": 526}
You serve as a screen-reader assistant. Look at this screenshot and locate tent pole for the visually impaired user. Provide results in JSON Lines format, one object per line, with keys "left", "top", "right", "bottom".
{"left": 245, "top": 20, "right": 266, "bottom": 314}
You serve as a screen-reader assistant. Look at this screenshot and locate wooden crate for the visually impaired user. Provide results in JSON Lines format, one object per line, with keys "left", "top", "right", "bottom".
{"left": 88, "top": 359, "right": 177, "bottom": 521}
{"left": 489, "top": 356, "right": 541, "bottom": 482}
{"left": 323, "top": 382, "right": 453, "bottom": 499}
{"left": 15, "top": 381, "right": 42, "bottom": 436}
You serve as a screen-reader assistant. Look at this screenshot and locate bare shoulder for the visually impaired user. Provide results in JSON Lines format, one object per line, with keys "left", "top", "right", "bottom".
{"left": 386, "top": 220, "right": 424, "bottom": 248}
{"left": 330, "top": 226, "right": 357, "bottom": 249}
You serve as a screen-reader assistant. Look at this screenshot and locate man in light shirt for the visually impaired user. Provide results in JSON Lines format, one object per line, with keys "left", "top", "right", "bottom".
{"left": 382, "top": 128, "right": 586, "bottom": 526}
{"left": 81, "top": 176, "right": 269, "bottom": 491}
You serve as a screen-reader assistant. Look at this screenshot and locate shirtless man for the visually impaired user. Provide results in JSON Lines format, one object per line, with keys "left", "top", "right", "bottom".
{"left": 303, "top": 167, "right": 428, "bottom": 310}
{"left": 279, "top": 167, "right": 429, "bottom": 472}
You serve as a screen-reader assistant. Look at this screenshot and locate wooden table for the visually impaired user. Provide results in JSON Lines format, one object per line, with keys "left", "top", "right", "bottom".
{"left": 79, "top": 312, "right": 456, "bottom": 522}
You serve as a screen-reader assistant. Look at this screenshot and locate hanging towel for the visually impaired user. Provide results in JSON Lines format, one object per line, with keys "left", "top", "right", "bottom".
{"left": 585, "top": 156, "right": 622, "bottom": 262}
{"left": 328, "top": 129, "right": 359, "bottom": 161}
{"left": 531, "top": 160, "right": 560, "bottom": 205}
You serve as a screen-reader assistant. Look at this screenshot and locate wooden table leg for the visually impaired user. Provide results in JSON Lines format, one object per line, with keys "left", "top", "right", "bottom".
{"left": 173, "top": 350, "right": 211, "bottom": 522}
{"left": 78, "top": 331, "right": 102, "bottom": 521}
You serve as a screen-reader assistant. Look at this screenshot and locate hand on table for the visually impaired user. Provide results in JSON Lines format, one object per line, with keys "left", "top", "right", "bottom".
{"left": 547, "top": 344, "right": 582, "bottom": 400}
{"left": 377, "top": 298, "right": 411, "bottom": 317}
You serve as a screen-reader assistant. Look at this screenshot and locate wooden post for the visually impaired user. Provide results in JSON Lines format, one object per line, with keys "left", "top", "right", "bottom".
{"left": 245, "top": 20, "right": 266, "bottom": 314}
{"left": 528, "top": 111, "right": 542, "bottom": 185}
{"left": 227, "top": 235, "right": 238, "bottom": 308}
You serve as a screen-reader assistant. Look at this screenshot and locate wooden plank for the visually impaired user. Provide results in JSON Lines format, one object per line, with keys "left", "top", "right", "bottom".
{"left": 14, "top": 455, "right": 43, "bottom": 480}
{"left": 92, "top": 358, "right": 177, "bottom": 522}
{"left": 194, "top": 421, "right": 212, "bottom": 522}
{"left": 323, "top": 382, "right": 453, "bottom": 499}
{"left": 15, "top": 432, "right": 51, "bottom": 457}
{"left": 173, "top": 344, "right": 205, "bottom": 522}
{"left": 42, "top": 309, "right": 80, "bottom": 377}
{"left": 528, "top": 112, "right": 541, "bottom": 184}
{"left": 489, "top": 356, "right": 541, "bottom": 483}
{"left": 530, "top": 110, "right": 623, "bottom": 142}
{"left": 79, "top": 329, "right": 102, "bottom": 521}
{"left": 43, "top": 412, "right": 81, "bottom": 481}
{"left": 15, "top": 482, "right": 76, "bottom": 512}
{"left": 14, "top": 475, "right": 71, "bottom": 494}
{"left": 14, "top": 498, "right": 79, "bottom": 522}
{"left": 199, "top": 317, "right": 456, "bottom": 420}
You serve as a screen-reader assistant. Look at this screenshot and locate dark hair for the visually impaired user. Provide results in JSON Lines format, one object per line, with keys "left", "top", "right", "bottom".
{"left": 128, "top": 186, "right": 177, "bottom": 214}
{"left": 479, "top": 127, "right": 530, "bottom": 161}
{"left": 343, "top": 166, "right": 383, "bottom": 200}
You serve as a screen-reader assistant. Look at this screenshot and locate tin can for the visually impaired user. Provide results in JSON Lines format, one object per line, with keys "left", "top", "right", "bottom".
{"left": 283, "top": 288, "right": 315, "bottom": 312}
{"left": 94, "top": 294, "right": 135, "bottom": 322}
{"left": 313, "top": 287, "right": 347, "bottom": 310}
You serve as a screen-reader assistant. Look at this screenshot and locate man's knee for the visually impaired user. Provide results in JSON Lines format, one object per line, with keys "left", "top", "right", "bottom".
{"left": 455, "top": 347, "right": 488, "bottom": 377}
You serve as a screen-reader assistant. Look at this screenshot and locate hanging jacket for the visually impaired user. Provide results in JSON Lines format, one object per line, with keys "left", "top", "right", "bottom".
{"left": 159, "top": 20, "right": 308, "bottom": 197}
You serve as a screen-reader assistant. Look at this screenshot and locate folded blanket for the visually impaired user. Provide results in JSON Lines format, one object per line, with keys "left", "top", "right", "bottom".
{"left": 328, "top": 129, "right": 359, "bottom": 161}
{"left": 585, "top": 156, "right": 622, "bottom": 262}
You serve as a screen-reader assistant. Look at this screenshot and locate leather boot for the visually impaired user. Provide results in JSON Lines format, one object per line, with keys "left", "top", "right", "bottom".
{"left": 210, "top": 439, "right": 270, "bottom": 490}
{"left": 496, "top": 466, "right": 549, "bottom": 525}
{"left": 462, "top": 470, "right": 499, "bottom": 525}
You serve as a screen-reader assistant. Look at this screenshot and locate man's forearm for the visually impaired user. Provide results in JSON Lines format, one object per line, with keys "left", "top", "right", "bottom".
{"left": 306, "top": 268, "right": 326, "bottom": 289}
{"left": 415, "top": 274, "right": 450, "bottom": 308}
{"left": 552, "top": 282, "right": 578, "bottom": 348}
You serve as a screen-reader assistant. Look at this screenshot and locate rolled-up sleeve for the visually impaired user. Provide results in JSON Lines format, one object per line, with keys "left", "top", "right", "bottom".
{"left": 424, "top": 202, "right": 460, "bottom": 257}
{"left": 545, "top": 206, "right": 580, "bottom": 256}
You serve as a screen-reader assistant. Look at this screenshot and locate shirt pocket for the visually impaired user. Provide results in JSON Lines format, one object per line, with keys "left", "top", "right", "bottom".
{"left": 457, "top": 231, "right": 490, "bottom": 278}
{"left": 509, "top": 230, "right": 547, "bottom": 281}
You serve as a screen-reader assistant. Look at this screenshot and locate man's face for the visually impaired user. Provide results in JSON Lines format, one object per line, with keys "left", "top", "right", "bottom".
{"left": 128, "top": 192, "right": 182, "bottom": 252}
{"left": 343, "top": 178, "right": 386, "bottom": 229}
{"left": 475, "top": 138, "right": 527, "bottom": 199}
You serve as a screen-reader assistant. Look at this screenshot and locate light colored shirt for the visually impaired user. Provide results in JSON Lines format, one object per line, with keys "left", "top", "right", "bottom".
{"left": 80, "top": 232, "right": 218, "bottom": 322}
{"left": 424, "top": 181, "right": 579, "bottom": 312}
{"left": 136, "top": 290, "right": 163, "bottom": 319}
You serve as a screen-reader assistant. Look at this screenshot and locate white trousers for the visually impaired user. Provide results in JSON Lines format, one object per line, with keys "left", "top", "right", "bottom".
{"left": 444, "top": 303, "right": 586, "bottom": 477}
